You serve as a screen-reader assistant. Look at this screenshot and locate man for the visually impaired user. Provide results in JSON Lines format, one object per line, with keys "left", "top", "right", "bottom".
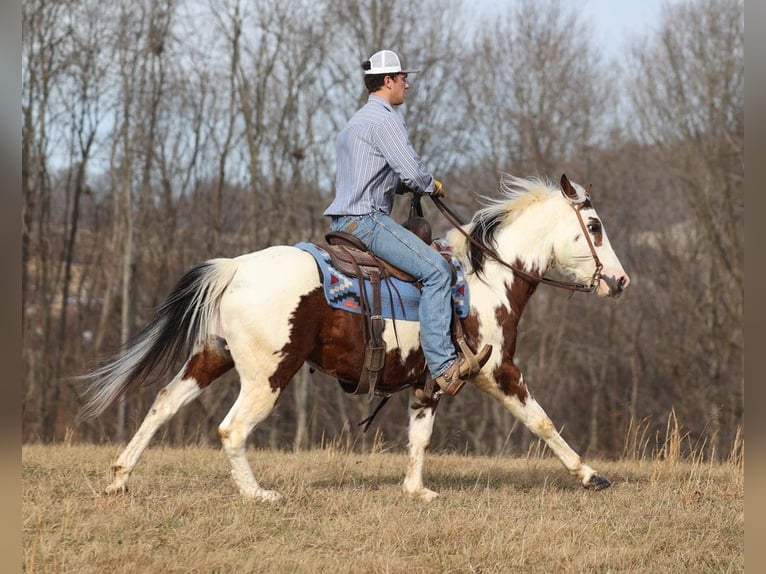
{"left": 324, "top": 49, "right": 491, "bottom": 396}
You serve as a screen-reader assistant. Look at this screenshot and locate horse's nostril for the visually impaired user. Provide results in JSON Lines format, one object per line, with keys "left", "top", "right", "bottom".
{"left": 618, "top": 276, "right": 629, "bottom": 289}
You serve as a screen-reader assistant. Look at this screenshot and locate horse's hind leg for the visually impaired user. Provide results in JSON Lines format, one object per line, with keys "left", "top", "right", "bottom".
{"left": 217, "top": 374, "right": 282, "bottom": 501}
{"left": 105, "top": 348, "right": 233, "bottom": 494}
{"left": 402, "top": 390, "right": 440, "bottom": 501}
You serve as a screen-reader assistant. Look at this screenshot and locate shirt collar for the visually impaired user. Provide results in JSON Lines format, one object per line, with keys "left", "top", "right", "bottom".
{"left": 368, "top": 94, "right": 394, "bottom": 112}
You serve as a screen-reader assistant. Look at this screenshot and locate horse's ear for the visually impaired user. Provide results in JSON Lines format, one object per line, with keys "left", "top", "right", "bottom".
{"left": 586, "top": 183, "right": 593, "bottom": 197}
{"left": 560, "top": 173, "right": 577, "bottom": 200}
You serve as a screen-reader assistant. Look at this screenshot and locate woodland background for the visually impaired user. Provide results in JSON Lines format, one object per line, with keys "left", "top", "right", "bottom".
{"left": 22, "top": 0, "right": 744, "bottom": 460}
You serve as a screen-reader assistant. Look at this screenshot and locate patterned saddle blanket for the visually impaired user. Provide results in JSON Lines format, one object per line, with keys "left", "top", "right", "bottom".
{"left": 295, "top": 239, "right": 469, "bottom": 321}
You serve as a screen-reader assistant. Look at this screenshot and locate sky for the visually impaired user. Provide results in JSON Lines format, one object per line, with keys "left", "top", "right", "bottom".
{"left": 479, "top": 0, "right": 676, "bottom": 58}
{"left": 569, "top": 0, "right": 673, "bottom": 56}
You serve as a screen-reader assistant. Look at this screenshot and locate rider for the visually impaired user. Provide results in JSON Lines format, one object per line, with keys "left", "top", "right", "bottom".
{"left": 324, "top": 49, "right": 491, "bottom": 396}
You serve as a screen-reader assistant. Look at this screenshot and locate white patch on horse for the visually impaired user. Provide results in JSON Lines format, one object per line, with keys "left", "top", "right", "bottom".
{"left": 382, "top": 318, "right": 421, "bottom": 362}
{"left": 221, "top": 247, "right": 321, "bottom": 353}
{"left": 215, "top": 247, "right": 320, "bottom": 500}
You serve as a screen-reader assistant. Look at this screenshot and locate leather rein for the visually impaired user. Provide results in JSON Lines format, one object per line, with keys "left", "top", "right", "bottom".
{"left": 430, "top": 195, "right": 603, "bottom": 294}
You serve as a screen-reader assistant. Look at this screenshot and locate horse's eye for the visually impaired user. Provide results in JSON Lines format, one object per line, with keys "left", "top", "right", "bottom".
{"left": 588, "top": 222, "right": 601, "bottom": 234}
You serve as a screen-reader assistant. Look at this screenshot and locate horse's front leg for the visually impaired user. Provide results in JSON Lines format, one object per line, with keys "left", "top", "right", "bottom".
{"left": 402, "top": 390, "right": 440, "bottom": 501}
{"left": 480, "top": 373, "right": 611, "bottom": 490}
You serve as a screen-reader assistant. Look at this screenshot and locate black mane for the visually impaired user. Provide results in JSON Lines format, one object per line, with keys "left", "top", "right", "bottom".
{"left": 468, "top": 209, "right": 506, "bottom": 276}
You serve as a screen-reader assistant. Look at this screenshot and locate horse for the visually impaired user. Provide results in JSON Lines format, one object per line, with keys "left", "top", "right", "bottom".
{"left": 77, "top": 173, "right": 629, "bottom": 502}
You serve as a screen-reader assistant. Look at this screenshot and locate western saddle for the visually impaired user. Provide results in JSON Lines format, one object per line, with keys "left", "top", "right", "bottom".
{"left": 321, "top": 196, "right": 483, "bottom": 400}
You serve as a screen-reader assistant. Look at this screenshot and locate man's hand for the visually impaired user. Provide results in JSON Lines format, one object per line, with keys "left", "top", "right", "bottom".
{"left": 432, "top": 179, "right": 445, "bottom": 198}
{"left": 396, "top": 180, "right": 414, "bottom": 195}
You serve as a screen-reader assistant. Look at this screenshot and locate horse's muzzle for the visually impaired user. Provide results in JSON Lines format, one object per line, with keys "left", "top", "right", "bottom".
{"left": 600, "top": 273, "right": 630, "bottom": 298}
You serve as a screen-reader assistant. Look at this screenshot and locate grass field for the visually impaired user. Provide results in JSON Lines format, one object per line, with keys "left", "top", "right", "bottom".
{"left": 22, "top": 435, "right": 743, "bottom": 574}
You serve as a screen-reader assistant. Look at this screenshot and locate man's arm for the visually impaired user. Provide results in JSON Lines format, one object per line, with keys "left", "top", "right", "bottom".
{"left": 375, "top": 116, "right": 436, "bottom": 194}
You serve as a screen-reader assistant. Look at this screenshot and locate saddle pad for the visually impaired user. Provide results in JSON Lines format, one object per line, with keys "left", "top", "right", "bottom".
{"left": 295, "top": 241, "right": 469, "bottom": 321}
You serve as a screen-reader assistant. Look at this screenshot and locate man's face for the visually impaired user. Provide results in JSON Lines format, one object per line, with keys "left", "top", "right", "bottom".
{"left": 387, "top": 73, "right": 410, "bottom": 105}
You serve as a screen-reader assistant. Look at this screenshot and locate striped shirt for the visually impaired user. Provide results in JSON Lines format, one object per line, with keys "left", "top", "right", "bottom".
{"left": 324, "top": 95, "right": 435, "bottom": 216}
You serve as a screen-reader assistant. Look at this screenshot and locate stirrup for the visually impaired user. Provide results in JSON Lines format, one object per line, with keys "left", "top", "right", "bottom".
{"left": 454, "top": 338, "right": 491, "bottom": 377}
{"left": 434, "top": 344, "right": 492, "bottom": 396}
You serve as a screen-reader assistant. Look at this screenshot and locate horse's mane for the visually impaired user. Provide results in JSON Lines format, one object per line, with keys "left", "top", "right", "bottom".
{"left": 465, "top": 174, "right": 558, "bottom": 276}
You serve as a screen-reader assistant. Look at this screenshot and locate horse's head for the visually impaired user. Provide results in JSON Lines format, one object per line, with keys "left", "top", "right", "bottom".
{"left": 552, "top": 174, "right": 630, "bottom": 298}
{"left": 456, "top": 173, "right": 629, "bottom": 298}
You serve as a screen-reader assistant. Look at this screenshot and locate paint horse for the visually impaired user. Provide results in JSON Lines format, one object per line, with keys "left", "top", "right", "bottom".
{"left": 78, "top": 174, "right": 629, "bottom": 501}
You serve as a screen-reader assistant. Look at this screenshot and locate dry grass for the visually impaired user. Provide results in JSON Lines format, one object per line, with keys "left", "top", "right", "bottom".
{"left": 23, "top": 436, "right": 743, "bottom": 574}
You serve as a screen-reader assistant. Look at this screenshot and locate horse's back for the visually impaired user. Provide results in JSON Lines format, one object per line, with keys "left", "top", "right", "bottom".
{"left": 226, "top": 244, "right": 321, "bottom": 301}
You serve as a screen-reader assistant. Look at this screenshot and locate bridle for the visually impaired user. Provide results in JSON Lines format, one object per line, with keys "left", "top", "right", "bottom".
{"left": 430, "top": 195, "right": 603, "bottom": 294}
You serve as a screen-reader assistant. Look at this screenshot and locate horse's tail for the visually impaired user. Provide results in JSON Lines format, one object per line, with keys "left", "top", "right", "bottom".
{"left": 76, "top": 258, "right": 239, "bottom": 424}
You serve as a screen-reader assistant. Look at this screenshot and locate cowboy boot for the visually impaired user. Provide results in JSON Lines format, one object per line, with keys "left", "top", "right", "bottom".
{"left": 434, "top": 344, "right": 492, "bottom": 396}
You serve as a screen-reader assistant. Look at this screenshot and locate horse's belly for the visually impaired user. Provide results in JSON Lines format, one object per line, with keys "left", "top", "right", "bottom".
{"left": 220, "top": 246, "right": 428, "bottom": 389}
{"left": 308, "top": 312, "right": 427, "bottom": 389}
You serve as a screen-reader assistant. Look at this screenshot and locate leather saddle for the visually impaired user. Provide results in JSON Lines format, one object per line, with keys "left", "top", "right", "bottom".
{"left": 323, "top": 209, "right": 433, "bottom": 285}
{"left": 323, "top": 231, "right": 419, "bottom": 284}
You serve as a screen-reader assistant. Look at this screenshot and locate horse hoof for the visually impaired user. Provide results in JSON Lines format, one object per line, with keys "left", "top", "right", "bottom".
{"left": 104, "top": 484, "right": 128, "bottom": 495}
{"left": 418, "top": 489, "right": 439, "bottom": 502}
{"left": 585, "top": 474, "right": 611, "bottom": 491}
{"left": 403, "top": 487, "right": 439, "bottom": 502}
{"left": 250, "top": 489, "right": 282, "bottom": 503}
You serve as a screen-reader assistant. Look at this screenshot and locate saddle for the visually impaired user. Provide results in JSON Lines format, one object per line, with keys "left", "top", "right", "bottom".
{"left": 322, "top": 196, "right": 480, "bottom": 402}
{"left": 324, "top": 231, "right": 420, "bottom": 284}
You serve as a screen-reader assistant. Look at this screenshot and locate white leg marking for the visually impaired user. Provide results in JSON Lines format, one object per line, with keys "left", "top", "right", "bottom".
{"left": 105, "top": 374, "right": 202, "bottom": 494}
{"left": 486, "top": 387, "right": 597, "bottom": 486}
{"left": 218, "top": 379, "right": 282, "bottom": 502}
{"left": 402, "top": 391, "right": 439, "bottom": 501}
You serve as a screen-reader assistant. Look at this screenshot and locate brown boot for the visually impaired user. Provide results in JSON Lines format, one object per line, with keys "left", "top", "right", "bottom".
{"left": 434, "top": 344, "right": 493, "bottom": 396}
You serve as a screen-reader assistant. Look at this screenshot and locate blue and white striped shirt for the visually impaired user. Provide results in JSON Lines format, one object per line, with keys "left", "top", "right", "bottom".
{"left": 324, "top": 95, "right": 435, "bottom": 216}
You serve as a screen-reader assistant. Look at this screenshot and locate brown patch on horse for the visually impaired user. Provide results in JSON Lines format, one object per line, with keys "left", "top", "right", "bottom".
{"left": 306, "top": 302, "right": 429, "bottom": 394}
{"left": 508, "top": 259, "right": 539, "bottom": 316}
{"left": 272, "top": 288, "right": 429, "bottom": 394}
{"left": 183, "top": 348, "right": 234, "bottom": 389}
{"left": 376, "top": 347, "right": 428, "bottom": 394}
{"left": 268, "top": 288, "right": 331, "bottom": 392}
{"left": 492, "top": 359, "right": 528, "bottom": 403}
{"left": 458, "top": 313, "right": 481, "bottom": 353}
{"left": 489, "top": 265, "right": 540, "bottom": 403}
{"left": 560, "top": 174, "right": 592, "bottom": 209}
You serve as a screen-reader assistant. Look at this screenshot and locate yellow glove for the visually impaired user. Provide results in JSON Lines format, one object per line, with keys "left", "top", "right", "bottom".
{"left": 432, "top": 179, "right": 445, "bottom": 198}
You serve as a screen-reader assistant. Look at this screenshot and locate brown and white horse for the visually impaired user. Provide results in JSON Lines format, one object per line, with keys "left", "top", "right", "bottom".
{"left": 78, "top": 174, "right": 629, "bottom": 501}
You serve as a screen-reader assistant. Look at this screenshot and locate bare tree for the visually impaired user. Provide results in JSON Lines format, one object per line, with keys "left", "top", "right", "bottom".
{"left": 23, "top": 0, "right": 114, "bottom": 440}
{"left": 463, "top": 0, "right": 614, "bottom": 178}
{"left": 23, "top": 0, "right": 64, "bottom": 440}
{"left": 626, "top": 0, "right": 744, "bottom": 456}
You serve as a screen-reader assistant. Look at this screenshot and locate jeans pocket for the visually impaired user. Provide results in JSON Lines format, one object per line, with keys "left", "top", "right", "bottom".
{"left": 329, "top": 216, "right": 351, "bottom": 232}
{"left": 350, "top": 215, "right": 375, "bottom": 245}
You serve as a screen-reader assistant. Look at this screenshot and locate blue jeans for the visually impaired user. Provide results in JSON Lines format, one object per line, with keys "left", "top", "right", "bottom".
{"left": 329, "top": 212, "right": 456, "bottom": 378}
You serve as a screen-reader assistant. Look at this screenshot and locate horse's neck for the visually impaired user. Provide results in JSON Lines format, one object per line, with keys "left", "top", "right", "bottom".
{"left": 497, "top": 215, "right": 555, "bottom": 273}
{"left": 445, "top": 219, "right": 553, "bottom": 282}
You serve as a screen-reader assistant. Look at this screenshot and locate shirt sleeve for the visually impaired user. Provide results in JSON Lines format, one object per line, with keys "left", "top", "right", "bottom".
{"left": 373, "top": 114, "right": 435, "bottom": 194}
